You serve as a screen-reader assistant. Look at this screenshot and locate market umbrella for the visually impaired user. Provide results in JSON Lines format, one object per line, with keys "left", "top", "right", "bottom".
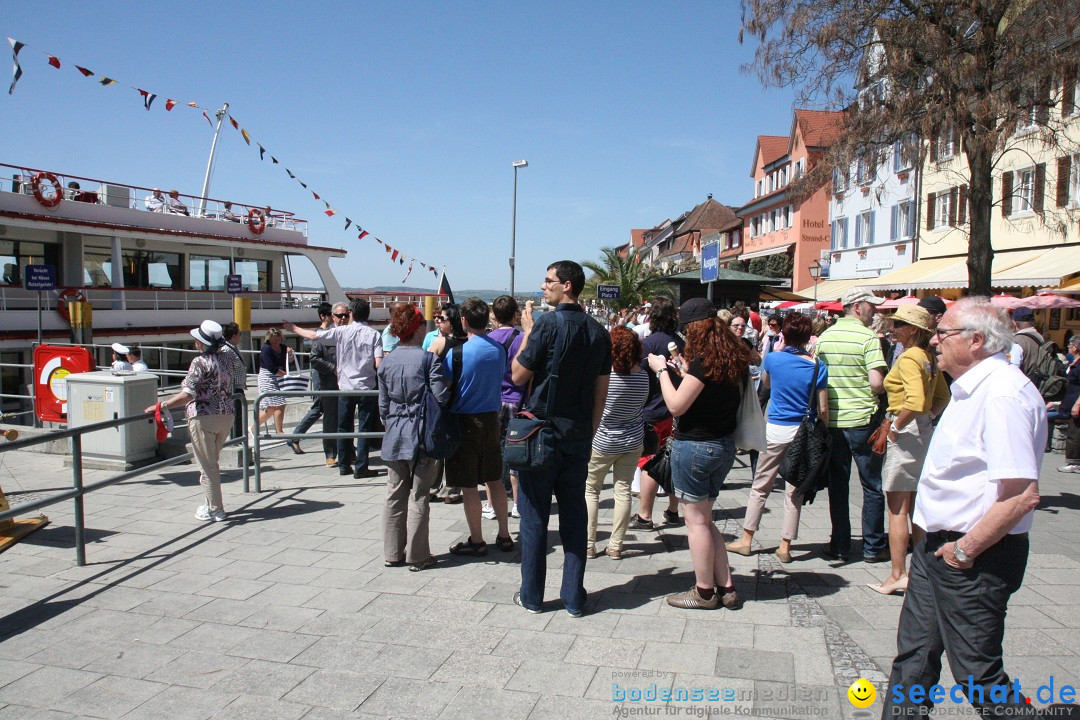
{"left": 776, "top": 301, "right": 811, "bottom": 309}
{"left": 879, "top": 295, "right": 921, "bottom": 309}
{"left": 990, "top": 292, "right": 1080, "bottom": 310}
{"left": 816, "top": 301, "right": 843, "bottom": 312}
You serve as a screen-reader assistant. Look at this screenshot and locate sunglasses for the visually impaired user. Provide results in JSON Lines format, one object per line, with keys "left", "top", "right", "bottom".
{"left": 333, "top": 313, "right": 349, "bottom": 319}
{"left": 730, "top": 322, "right": 746, "bottom": 329}
{"left": 435, "top": 315, "right": 446, "bottom": 322}
{"left": 892, "top": 320, "right": 909, "bottom": 328}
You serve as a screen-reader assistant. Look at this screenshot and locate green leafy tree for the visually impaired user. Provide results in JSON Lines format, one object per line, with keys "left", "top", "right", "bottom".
{"left": 741, "top": 0, "right": 1080, "bottom": 295}
{"left": 580, "top": 246, "right": 674, "bottom": 309}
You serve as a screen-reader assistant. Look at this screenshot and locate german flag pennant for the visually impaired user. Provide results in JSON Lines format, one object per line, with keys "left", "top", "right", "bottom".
{"left": 98, "top": 76, "right": 116, "bottom": 86}
{"left": 75, "top": 65, "right": 93, "bottom": 77}
{"left": 229, "top": 116, "right": 239, "bottom": 130}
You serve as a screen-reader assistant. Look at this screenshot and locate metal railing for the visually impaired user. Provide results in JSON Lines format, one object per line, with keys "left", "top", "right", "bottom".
{"left": 252, "top": 388, "right": 383, "bottom": 493}
{"left": 0, "top": 286, "right": 328, "bottom": 313}
{"left": 0, "top": 393, "right": 250, "bottom": 566}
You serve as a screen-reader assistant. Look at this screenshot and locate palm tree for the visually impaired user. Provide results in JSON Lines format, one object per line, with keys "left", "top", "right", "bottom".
{"left": 580, "top": 246, "right": 674, "bottom": 310}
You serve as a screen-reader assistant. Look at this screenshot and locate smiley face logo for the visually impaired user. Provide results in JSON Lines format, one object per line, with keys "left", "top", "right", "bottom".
{"left": 847, "top": 679, "right": 877, "bottom": 708}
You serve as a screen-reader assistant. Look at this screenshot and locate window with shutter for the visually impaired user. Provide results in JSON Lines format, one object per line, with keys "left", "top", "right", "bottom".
{"left": 1058, "top": 155, "right": 1072, "bottom": 208}
{"left": 890, "top": 205, "right": 898, "bottom": 241}
{"left": 1002, "top": 172, "right": 1013, "bottom": 216}
{"left": 927, "top": 193, "right": 936, "bottom": 231}
{"left": 1034, "top": 163, "right": 1045, "bottom": 213}
{"left": 958, "top": 186, "right": 968, "bottom": 225}
{"left": 948, "top": 188, "right": 958, "bottom": 226}
{"left": 1036, "top": 78, "right": 1051, "bottom": 126}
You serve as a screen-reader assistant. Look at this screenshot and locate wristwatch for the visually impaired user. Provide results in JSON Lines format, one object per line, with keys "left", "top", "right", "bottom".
{"left": 655, "top": 367, "right": 669, "bottom": 378}
{"left": 953, "top": 539, "right": 970, "bottom": 563}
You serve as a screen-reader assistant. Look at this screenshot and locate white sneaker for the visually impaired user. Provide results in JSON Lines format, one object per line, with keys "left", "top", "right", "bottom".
{"left": 1058, "top": 464, "right": 1080, "bottom": 473}
{"left": 195, "top": 505, "right": 212, "bottom": 521}
{"left": 481, "top": 503, "right": 496, "bottom": 520}
{"left": 510, "top": 503, "right": 521, "bottom": 519}
{"left": 211, "top": 509, "right": 227, "bottom": 522}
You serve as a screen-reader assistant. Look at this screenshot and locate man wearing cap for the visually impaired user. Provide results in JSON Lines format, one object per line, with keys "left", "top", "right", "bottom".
{"left": 882, "top": 297, "right": 1045, "bottom": 718}
{"left": 1011, "top": 307, "right": 1044, "bottom": 383}
{"left": 814, "top": 287, "right": 889, "bottom": 562}
{"left": 916, "top": 296, "right": 947, "bottom": 329}
{"left": 111, "top": 343, "right": 132, "bottom": 371}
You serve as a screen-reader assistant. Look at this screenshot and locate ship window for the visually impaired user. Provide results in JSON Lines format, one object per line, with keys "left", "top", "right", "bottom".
{"left": 0, "top": 239, "right": 59, "bottom": 286}
{"left": 83, "top": 248, "right": 179, "bottom": 289}
{"left": 189, "top": 255, "right": 231, "bottom": 291}
{"left": 235, "top": 259, "right": 269, "bottom": 291}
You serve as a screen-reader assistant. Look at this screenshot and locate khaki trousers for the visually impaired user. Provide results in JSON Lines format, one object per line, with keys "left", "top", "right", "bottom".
{"left": 383, "top": 457, "right": 439, "bottom": 563}
{"left": 585, "top": 446, "right": 642, "bottom": 550}
{"left": 742, "top": 438, "right": 803, "bottom": 541}
{"left": 188, "top": 413, "right": 233, "bottom": 513}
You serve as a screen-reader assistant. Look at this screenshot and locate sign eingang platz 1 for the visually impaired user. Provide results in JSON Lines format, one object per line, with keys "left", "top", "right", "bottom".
{"left": 700, "top": 241, "right": 719, "bottom": 283}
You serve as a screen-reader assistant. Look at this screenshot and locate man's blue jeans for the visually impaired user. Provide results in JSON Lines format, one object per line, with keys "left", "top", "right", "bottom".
{"left": 338, "top": 394, "right": 377, "bottom": 470}
{"left": 826, "top": 424, "right": 885, "bottom": 557}
{"left": 517, "top": 442, "right": 590, "bottom": 614}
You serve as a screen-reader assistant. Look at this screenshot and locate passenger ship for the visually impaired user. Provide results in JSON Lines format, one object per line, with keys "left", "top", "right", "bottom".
{"left": 0, "top": 161, "right": 352, "bottom": 421}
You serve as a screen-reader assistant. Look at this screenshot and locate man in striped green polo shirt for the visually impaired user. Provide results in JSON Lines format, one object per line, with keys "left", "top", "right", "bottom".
{"left": 815, "top": 287, "right": 888, "bottom": 563}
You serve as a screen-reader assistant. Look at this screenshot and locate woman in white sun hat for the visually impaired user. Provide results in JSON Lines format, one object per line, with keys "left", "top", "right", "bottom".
{"left": 145, "top": 320, "right": 234, "bottom": 522}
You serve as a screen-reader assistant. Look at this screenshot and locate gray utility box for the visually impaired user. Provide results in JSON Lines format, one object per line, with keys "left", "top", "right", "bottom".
{"left": 66, "top": 371, "right": 158, "bottom": 464}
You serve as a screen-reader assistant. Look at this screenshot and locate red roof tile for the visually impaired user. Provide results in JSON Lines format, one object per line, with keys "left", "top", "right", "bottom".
{"left": 792, "top": 109, "right": 845, "bottom": 149}
{"left": 757, "top": 136, "right": 788, "bottom": 169}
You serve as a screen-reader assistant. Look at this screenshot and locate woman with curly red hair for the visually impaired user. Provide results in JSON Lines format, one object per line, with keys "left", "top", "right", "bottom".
{"left": 376, "top": 302, "right": 451, "bottom": 571}
{"left": 585, "top": 327, "right": 650, "bottom": 560}
{"left": 647, "top": 297, "right": 752, "bottom": 610}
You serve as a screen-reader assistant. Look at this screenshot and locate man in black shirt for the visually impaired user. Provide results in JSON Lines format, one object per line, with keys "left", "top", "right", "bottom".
{"left": 511, "top": 260, "right": 612, "bottom": 617}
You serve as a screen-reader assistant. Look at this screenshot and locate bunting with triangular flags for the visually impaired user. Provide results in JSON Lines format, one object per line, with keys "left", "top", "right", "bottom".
{"left": 402, "top": 260, "right": 414, "bottom": 283}
{"left": 3, "top": 36, "right": 446, "bottom": 286}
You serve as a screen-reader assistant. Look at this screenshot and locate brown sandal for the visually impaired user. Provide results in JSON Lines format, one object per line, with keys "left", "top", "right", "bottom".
{"left": 449, "top": 539, "right": 487, "bottom": 556}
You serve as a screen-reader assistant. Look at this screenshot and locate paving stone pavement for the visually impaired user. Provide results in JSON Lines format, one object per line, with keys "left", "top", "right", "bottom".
{"left": 1, "top": 441, "right": 1078, "bottom": 719}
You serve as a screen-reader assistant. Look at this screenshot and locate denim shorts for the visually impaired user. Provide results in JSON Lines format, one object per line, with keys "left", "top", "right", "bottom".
{"left": 670, "top": 436, "right": 736, "bottom": 502}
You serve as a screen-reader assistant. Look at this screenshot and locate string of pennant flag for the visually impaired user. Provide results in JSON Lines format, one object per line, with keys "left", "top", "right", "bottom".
{"left": 6, "top": 36, "right": 438, "bottom": 285}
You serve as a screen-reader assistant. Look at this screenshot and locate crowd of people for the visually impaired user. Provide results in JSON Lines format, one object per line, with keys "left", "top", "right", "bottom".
{"left": 152, "top": 265, "right": 1052, "bottom": 717}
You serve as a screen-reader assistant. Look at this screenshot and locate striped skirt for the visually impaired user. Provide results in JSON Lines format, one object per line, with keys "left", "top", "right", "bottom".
{"left": 258, "top": 369, "right": 286, "bottom": 409}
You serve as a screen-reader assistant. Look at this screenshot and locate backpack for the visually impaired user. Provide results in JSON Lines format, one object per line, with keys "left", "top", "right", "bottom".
{"left": 418, "top": 349, "right": 461, "bottom": 459}
{"left": 1033, "top": 339, "right": 1067, "bottom": 401}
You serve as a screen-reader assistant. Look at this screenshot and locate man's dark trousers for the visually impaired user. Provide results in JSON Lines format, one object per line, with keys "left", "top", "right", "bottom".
{"left": 882, "top": 532, "right": 1037, "bottom": 718}
{"left": 516, "top": 442, "right": 590, "bottom": 614}
{"left": 338, "top": 394, "right": 377, "bottom": 471}
{"left": 826, "top": 424, "right": 885, "bottom": 558}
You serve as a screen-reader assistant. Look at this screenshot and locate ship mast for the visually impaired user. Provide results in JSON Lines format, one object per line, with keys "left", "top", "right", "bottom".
{"left": 197, "top": 103, "right": 230, "bottom": 217}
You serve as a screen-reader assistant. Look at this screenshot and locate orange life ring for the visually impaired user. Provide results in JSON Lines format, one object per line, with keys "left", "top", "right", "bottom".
{"left": 248, "top": 208, "right": 266, "bottom": 235}
{"left": 56, "top": 288, "right": 88, "bottom": 324}
{"left": 32, "top": 171, "right": 63, "bottom": 209}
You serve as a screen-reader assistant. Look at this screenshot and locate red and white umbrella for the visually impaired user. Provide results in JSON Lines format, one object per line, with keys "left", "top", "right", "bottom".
{"left": 990, "top": 292, "right": 1080, "bottom": 310}
{"left": 775, "top": 301, "right": 811, "bottom": 309}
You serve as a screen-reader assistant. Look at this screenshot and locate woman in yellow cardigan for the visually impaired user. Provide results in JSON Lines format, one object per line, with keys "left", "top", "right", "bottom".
{"left": 869, "top": 305, "right": 950, "bottom": 595}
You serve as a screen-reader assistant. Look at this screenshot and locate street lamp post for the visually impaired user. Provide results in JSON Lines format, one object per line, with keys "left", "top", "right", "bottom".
{"left": 510, "top": 160, "right": 528, "bottom": 298}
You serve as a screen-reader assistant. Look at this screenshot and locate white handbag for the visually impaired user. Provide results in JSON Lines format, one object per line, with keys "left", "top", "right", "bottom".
{"left": 731, "top": 376, "right": 767, "bottom": 452}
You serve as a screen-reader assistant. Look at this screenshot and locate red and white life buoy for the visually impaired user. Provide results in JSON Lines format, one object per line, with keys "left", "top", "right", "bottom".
{"left": 248, "top": 208, "right": 266, "bottom": 235}
{"left": 56, "top": 288, "right": 87, "bottom": 324}
{"left": 31, "top": 171, "right": 63, "bottom": 209}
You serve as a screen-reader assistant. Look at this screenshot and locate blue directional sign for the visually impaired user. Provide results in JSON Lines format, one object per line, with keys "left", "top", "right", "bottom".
{"left": 226, "top": 274, "right": 243, "bottom": 294}
{"left": 25, "top": 264, "right": 56, "bottom": 291}
{"left": 597, "top": 284, "right": 620, "bottom": 300}
{"left": 700, "top": 242, "right": 719, "bottom": 284}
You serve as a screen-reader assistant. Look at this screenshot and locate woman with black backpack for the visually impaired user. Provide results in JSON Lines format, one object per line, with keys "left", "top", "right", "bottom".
{"left": 377, "top": 303, "right": 451, "bottom": 572}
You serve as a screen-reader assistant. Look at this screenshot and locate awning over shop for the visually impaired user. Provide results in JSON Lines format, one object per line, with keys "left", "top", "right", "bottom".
{"left": 989, "top": 246, "right": 1080, "bottom": 287}
{"left": 860, "top": 249, "right": 1051, "bottom": 291}
{"left": 739, "top": 244, "right": 793, "bottom": 261}
{"left": 792, "top": 277, "right": 868, "bottom": 301}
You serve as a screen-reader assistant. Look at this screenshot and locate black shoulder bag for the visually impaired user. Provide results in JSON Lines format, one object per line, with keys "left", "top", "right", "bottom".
{"left": 503, "top": 313, "right": 566, "bottom": 471}
{"left": 778, "top": 356, "right": 832, "bottom": 504}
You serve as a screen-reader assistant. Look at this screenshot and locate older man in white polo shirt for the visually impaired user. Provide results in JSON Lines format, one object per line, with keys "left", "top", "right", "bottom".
{"left": 882, "top": 297, "right": 1046, "bottom": 718}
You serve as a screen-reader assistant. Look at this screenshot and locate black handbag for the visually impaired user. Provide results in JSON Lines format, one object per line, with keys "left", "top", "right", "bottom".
{"left": 641, "top": 435, "right": 674, "bottom": 495}
{"left": 504, "top": 312, "right": 567, "bottom": 472}
{"left": 778, "top": 356, "right": 832, "bottom": 504}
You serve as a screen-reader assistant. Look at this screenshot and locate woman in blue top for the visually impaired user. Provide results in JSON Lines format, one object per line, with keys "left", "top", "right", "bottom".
{"left": 726, "top": 313, "right": 829, "bottom": 563}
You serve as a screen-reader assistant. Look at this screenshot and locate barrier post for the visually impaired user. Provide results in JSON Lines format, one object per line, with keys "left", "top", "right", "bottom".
{"left": 71, "top": 434, "right": 86, "bottom": 566}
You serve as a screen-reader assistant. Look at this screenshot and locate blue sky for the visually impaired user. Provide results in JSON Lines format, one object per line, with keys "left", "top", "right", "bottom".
{"left": 2, "top": 1, "right": 800, "bottom": 291}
